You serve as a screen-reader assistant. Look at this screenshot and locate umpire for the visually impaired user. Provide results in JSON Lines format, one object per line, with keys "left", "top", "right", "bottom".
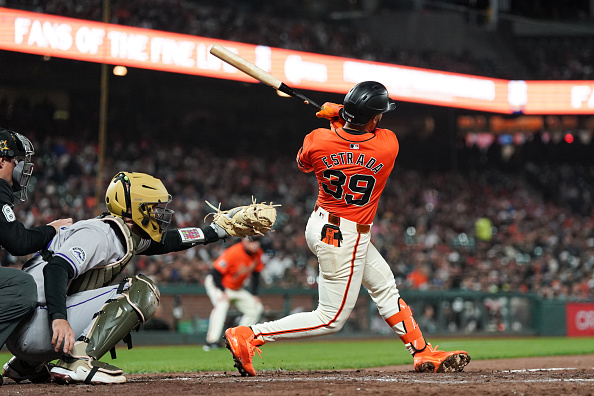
{"left": 0, "top": 128, "right": 72, "bottom": 357}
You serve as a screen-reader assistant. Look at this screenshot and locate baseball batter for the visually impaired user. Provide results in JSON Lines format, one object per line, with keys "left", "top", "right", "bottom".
{"left": 225, "top": 81, "right": 471, "bottom": 376}
{"left": 203, "top": 238, "right": 264, "bottom": 350}
{"left": 2, "top": 171, "right": 271, "bottom": 385}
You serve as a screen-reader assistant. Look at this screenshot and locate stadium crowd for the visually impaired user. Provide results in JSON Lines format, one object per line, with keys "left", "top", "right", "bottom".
{"left": 1, "top": 96, "right": 593, "bottom": 302}
{"left": 1, "top": 2, "right": 593, "bottom": 317}
{"left": 513, "top": 36, "right": 594, "bottom": 80}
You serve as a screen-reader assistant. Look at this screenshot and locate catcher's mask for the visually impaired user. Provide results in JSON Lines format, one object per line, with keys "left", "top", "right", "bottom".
{"left": 339, "top": 81, "right": 396, "bottom": 126}
{"left": 105, "top": 172, "right": 174, "bottom": 243}
{"left": 0, "top": 128, "right": 35, "bottom": 201}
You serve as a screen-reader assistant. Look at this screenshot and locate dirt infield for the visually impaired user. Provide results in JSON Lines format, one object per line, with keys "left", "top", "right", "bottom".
{"left": 1, "top": 354, "right": 593, "bottom": 395}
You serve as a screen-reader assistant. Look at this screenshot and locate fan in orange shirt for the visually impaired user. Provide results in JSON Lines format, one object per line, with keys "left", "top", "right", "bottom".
{"left": 407, "top": 264, "right": 430, "bottom": 289}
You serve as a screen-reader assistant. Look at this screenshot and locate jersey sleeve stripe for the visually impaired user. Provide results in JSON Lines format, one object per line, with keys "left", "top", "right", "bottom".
{"left": 55, "top": 252, "right": 79, "bottom": 278}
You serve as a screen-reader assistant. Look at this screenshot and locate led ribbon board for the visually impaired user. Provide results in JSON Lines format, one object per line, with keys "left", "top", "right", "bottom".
{"left": 1, "top": 8, "right": 593, "bottom": 114}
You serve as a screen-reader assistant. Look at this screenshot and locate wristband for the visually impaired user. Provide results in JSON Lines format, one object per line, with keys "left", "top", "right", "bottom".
{"left": 177, "top": 227, "right": 205, "bottom": 244}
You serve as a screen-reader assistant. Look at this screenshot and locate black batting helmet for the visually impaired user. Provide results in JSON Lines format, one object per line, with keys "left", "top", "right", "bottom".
{"left": 339, "top": 81, "right": 396, "bottom": 126}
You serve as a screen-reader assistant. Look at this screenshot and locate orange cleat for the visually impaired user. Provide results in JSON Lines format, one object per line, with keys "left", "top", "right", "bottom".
{"left": 413, "top": 344, "right": 471, "bottom": 373}
{"left": 224, "top": 326, "right": 265, "bottom": 377}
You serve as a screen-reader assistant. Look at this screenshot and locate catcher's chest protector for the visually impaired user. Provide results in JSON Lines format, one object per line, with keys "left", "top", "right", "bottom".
{"left": 67, "top": 216, "right": 140, "bottom": 295}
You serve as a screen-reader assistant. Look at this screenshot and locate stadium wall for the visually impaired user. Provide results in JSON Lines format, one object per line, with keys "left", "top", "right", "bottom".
{"left": 130, "top": 287, "right": 594, "bottom": 345}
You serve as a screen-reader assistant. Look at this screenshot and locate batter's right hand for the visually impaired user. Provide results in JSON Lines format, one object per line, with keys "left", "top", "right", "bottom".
{"left": 48, "top": 218, "right": 73, "bottom": 232}
{"left": 51, "top": 318, "right": 75, "bottom": 354}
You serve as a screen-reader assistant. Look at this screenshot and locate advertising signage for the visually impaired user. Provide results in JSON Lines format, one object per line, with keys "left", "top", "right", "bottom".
{"left": 1, "top": 8, "right": 593, "bottom": 115}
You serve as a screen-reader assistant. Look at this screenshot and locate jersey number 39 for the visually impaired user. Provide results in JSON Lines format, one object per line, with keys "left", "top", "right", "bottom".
{"left": 321, "top": 169, "right": 376, "bottom": 206}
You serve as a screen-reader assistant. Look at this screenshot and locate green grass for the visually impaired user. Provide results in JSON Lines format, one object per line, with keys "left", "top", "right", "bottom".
{"left": 1, "top": 337, "right": 593, "bottom": 374}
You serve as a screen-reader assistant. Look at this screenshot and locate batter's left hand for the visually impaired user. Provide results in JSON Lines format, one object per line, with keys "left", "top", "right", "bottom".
{"left": 316, "top": 102, "right": 343, "bottom": 120}
{"left": 51, "top": 318, "right": 75, "bottom": 354}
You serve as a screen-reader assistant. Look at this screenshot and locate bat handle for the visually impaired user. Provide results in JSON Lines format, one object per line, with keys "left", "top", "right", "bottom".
{"left": 294, "top": 92, "right": 322, "bottom": 111}
{"left": 278, "top": 83, "right": 322, "bottom": 111}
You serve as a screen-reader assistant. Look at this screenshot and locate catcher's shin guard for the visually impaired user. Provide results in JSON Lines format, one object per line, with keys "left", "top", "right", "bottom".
{"left": 51, "top": 275, "right": 159, "bottom": 384}
{"left": 385, "top": 298, "right": 427, "bottom": 354}
{"left": 85, "top": 274, "right": 160, "bottom": 360}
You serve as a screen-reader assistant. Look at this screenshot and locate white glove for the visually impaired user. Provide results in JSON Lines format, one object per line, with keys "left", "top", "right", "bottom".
{"left": 209, "top": 207, "right": 242, "bottom": 238}
{"left": 209, "top": 222, "right": 228, "bottom": 239}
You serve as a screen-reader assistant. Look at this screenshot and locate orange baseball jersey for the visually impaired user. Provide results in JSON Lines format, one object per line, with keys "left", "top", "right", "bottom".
{"left": 297, "top": 125, "right": 399, "bottom": 224}
{"left": 213, "top": 242, "right": 264, "bottom": 290}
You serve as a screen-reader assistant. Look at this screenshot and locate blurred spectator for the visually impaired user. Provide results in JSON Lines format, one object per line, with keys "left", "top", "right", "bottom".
{"left": 1, "top": 46, "right": 593, "bottom": 302}
{"left": 416, "top": 304, "right": 438, "bottom": 333}
{"left": 0, "top": 118, "right": 589, "bottom": 302}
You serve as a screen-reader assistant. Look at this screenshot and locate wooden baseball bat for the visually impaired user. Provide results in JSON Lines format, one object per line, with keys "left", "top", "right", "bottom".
{"left": 209, "top": 44, "right": 322, "bottom": 110}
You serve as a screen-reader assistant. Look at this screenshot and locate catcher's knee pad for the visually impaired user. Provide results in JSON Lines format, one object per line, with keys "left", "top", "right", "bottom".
{"left": 385, "top": 298, "right": 427, "bottom": 353}
{"left": 123, "top": 274, "right": 160, "bottom": 323}
{"left": 84, "top": 275, "right": 160, "bottom": 360}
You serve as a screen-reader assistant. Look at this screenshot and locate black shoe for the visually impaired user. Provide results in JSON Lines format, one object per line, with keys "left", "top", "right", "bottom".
{"left": 2, "top": 357, "right": 52, "bottom": 383}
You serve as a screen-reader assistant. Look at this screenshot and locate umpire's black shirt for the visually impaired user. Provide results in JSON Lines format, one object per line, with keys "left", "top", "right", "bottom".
{"left": 0, "top": 178, "right": 56, "bottom": 256}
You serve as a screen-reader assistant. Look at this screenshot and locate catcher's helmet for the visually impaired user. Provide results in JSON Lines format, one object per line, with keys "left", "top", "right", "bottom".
{"left": 105, "top": 172, "right": 173, "bottom": 243}
{"left": 0, "top": 128, "right": 35, "bottom": 201}
{"left": 339, "top": 81, "right": 396, "bottom": 126}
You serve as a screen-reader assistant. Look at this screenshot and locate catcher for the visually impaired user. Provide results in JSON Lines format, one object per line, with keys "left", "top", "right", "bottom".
{"left": 2, "top": 171, "right": 277, "bottom": 385}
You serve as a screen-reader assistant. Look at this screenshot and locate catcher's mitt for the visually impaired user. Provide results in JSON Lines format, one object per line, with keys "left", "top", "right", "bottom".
{"left": 205, "top": 198, "right": 280, "bottom": 238}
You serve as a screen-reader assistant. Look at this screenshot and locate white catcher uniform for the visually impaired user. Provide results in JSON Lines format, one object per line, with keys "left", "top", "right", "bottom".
{"left": 3, "top": 171, "right": 240, "bottom": 384}
{"left": 6, "top": 217, "right": 138, "bottom": 362}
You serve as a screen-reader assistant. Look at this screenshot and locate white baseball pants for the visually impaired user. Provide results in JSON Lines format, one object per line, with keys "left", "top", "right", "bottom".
{"left": 204, "top": 274, "right": 263, "bottom": 345}
{"left": 6, "top": 284, "right": 120, "bottom": 363}
{"left": 251, "top": 207, "right": 407, "bottom": 341}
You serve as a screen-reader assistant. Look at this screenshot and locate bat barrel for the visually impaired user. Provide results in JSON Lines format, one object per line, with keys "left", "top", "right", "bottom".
{"left": 210, "top": 44, "right": 322, "bottom": 111}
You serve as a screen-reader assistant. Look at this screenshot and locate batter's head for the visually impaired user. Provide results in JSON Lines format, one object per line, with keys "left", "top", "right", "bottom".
{"left": 105, "top": 172, "right": 174, "bottom": 243}
{"left": 339, "top": 81, "right": 396, "bottom": 126}
{"left": 0, "top": 128, "right": 35, "bottom": 201}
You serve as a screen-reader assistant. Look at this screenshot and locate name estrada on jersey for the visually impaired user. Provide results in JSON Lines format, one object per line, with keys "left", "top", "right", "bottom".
{"left": 297, "top": 126, "right": 399, "bottom": 225}
{"left": 320, "top": 151, "right": 385, "bottom": 174}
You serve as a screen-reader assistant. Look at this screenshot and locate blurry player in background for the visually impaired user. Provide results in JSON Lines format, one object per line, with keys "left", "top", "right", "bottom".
{"left": 203, "top": 237, "right": 264, "bottom": 351}
{"left": 224, "top": 81, "right": 470, "bottom": 376}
